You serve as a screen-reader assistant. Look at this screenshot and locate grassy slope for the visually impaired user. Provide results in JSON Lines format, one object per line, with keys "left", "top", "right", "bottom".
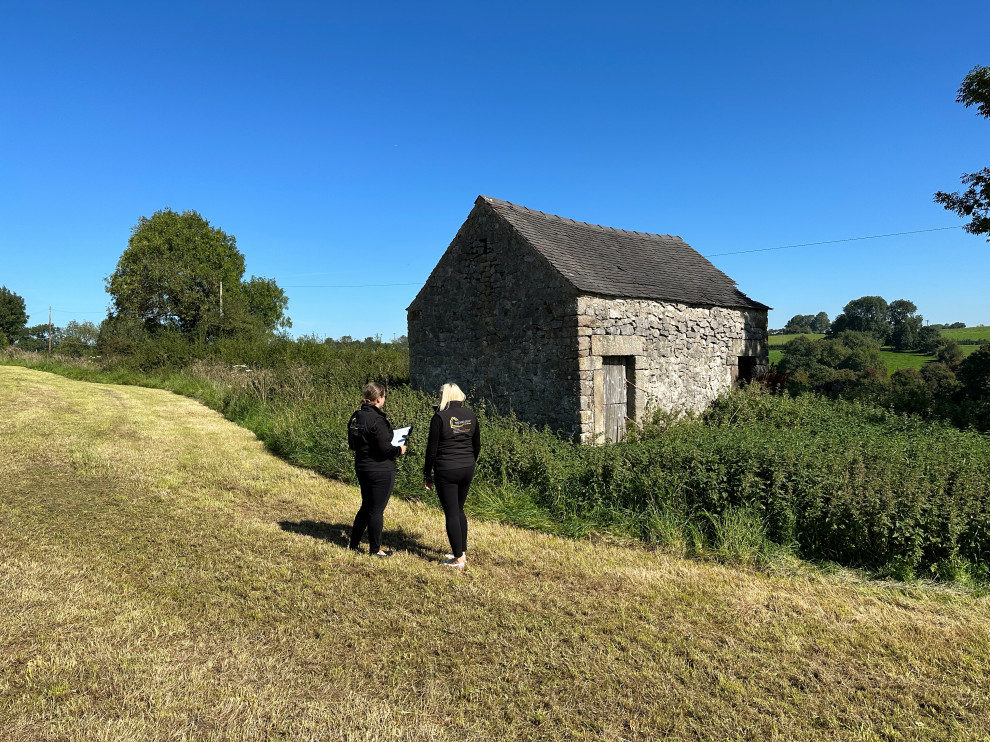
{"left": 942, "top": 326, "right": 990, "bottom": 342}
{"left": 2, "top": 367, "right": 989, "bottom": 741}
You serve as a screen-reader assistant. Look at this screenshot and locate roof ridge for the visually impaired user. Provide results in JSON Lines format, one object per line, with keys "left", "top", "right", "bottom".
{"left": 480, "top": 194, "right": 680, "bottom": 240}
{"left": 473, "top": 194, "right": 769, "bottom": 311}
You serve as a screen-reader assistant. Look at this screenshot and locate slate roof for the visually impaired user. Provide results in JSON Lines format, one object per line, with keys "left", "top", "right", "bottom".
{"left": 480, "top": 195, "right": 769, "bottom": 311}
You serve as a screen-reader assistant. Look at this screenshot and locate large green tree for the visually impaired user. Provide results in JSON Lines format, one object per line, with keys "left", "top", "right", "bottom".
{"left": 783, "top": 314, "right": 816, "bottom": 334}
{"left": 934, "top": 65, "right": 990, "bottom": 239}
{"left": 0, "top": 286, "right": 28, "bottom": 344}
{"left": 828, "top": 296, "right": 890, "bottom": 341}
{"left": 106, "top": 209, "right": 290, "bottom": 338}
{"left": 888, "top": 299, "right": 924, "bottom": 351}
{"left": 781, "top": 311, "right": 830, "bottom": 335}
{"left": 17, "top": 324, "right": 59, "bottom": 352}
{"left": 958, "top": 344, "right": 990, "bottom": 399}
{"left": 810, "top": 311, "right": 830, "bottom": 334}
{"left": 916, "top": 325, "right": 943, "bottom": 354}
{"left": 60, "top": 320, "right": 100, "bottom": 356}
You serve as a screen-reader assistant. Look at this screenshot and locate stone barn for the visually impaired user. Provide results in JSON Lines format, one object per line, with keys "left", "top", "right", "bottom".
{"left": 407, "top": 196, "right": 770, "bottom": 442}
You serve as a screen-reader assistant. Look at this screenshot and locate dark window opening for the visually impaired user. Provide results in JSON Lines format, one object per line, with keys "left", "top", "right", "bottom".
{"left": 737, "top": 356, "right": 758, "bottom": 385}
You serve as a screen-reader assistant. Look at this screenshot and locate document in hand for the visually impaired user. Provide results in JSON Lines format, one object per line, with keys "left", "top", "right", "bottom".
{"left": 391, "top": 426, "right": 412, "bottom": 447}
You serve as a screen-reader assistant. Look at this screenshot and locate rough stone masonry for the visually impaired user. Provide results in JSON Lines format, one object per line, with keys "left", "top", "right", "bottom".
{"left": 408, "top": 196, "right": 769, "bottom": 442}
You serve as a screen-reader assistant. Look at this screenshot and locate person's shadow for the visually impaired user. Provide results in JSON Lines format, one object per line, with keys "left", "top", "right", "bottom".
{"left": 278, "top": 520, "right": 441, "bottom": 561}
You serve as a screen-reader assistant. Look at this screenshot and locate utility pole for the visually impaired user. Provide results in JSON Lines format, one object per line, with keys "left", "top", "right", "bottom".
{"left": 48, "top": 306, "right": 52, "bottom": 354}
{"left": 219, "top": 280, "right": 224, "bottom": 317}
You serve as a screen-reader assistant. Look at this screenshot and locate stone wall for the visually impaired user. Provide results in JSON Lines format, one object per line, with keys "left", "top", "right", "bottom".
{"left": 574, "top": 296, "right": 768, "bottom": 440}
{"left": 409, "top": 200, "right": 769, "bottom": 440}
{"left": 408, "top": 201, "right": 584, "bottom": 432}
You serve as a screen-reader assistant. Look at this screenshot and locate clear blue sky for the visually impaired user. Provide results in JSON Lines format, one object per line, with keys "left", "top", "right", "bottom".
{"left": 3, "top": 0, "right": 988, "bottom": 340}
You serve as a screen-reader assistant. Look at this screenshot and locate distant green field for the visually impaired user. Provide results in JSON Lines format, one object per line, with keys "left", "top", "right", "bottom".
{"left": 879, "top": 350, "right": 936, "bottom": 374}
{"left": 768, "top": 327, "right": 988, "bottom": 374}
{"left": 941, "top": 326, "right": 990, "bottom": 342}
{"left": 768, "top": 333, "right": 825, "bottom": 347}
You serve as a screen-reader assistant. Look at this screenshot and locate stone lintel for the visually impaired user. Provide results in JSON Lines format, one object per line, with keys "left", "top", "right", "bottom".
{"left": 730, "top": 338, "right": 766, "bottom": 357}
{"left": 591, "top": 334, "right": 644, "bottom": 357}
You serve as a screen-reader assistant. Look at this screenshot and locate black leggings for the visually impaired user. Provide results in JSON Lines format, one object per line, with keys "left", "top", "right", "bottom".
{"left": 435, "top": 465, "right": 474, "bottom": 559}
{"left": 350, "top": 468, "right": 395, "bottom": 554}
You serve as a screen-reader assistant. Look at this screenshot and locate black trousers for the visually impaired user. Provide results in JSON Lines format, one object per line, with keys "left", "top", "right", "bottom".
{"left": 350, "top": 468, "right": 395, "bottom": 554}
{"left": 435, "top": 465, "right": 474, "bottom": 559}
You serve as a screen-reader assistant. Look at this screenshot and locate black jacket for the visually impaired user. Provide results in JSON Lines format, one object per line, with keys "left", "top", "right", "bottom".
{"left": 348, "top": 404, "right": 401, "bottom": 472}
{"left": 423, "top": 401, "right": 480, "bottom": 481}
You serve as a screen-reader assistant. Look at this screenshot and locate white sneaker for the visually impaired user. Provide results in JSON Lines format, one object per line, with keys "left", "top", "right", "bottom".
{"left": 445, "top": 553, "right": 466, "bottom": 562}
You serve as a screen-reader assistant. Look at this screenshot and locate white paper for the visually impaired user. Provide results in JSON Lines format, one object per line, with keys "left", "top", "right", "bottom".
{"left": 391, "top": 426, "right": 412, "bottom": 447}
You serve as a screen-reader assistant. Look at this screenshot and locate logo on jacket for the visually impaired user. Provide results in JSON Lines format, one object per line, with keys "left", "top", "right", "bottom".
{"left": 449, "top": 416, "right": 472, "bottom": 434}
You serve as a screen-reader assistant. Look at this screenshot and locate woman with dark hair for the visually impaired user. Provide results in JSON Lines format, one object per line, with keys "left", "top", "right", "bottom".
{"left": 423, "top": 383, "right": 481, "bottom": 570}
{"left": 347, "top": 381, "right": 406, "bottom": 557}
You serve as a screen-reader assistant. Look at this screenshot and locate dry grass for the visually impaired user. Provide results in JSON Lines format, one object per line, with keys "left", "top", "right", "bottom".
{"left": 1, "top": 366, "right": 989, "bottom": 741}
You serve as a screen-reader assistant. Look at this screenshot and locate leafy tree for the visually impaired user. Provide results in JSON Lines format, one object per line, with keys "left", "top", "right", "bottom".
{"left": 777, "top": 331, "right": 885, "bottom": 399}
{"left": 958, "top": 345, "right": 990, "bottom": 430}
{"left": 97, "top": 314, "right": 148, "bottom": 356}
{"left": 834, "top": 330, "right": 885, "bottom": 372}
{"left": 106, "top": 209, "right": 289, "bottom": 339}
{"left": 934, "top": 65, "right": 990, "bottom": 239}
{"left": 828, "top": 296, "right": 890, "bottom": 342}
{"left": 921, "top": 362, "right": 961, "bottom": 400}
{"left": 936, "top": 340, "right": 964, "bottom": 369}
{"left": 780, "top": 312, "right": 830, "bottom": 335}
{"left": 241, "top": 276, "right": 291, "bottom": 333}
{"left": 888, "top": 299, "right": 924, "bottom": 351}
{"left": 917, "top": 325, "right": 944, "bottom": 355}
{"left": 783, "top": 314, "right": 815, "bottom": 334}
{"left": 0, "top": 286, "right": 28, "bottom": 344}
{"left": 958, "top": 344, "right": 990, "bottom": 399}
{"left": 16, "top": 324, "right": 60, "bottom": 352}
{"left": 60, "top": 320, "right": 100, "bottom": 356}
{"left": 888, "top": 298, "right": 917, "bottom": 326}
{"left": 889, "top": 368, "right": 932, "bottom": 415}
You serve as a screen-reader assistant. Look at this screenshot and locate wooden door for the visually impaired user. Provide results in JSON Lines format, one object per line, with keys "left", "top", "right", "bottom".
{"left": 603, "top": 356, "right": 629, "bottom": 442}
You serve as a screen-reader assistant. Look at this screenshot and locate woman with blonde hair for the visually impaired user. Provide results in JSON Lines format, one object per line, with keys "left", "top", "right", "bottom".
{"left": 347, "top": 381, "right": 406, "bottom": 557}
{"left": 423, "top": 382, "right": 481, "bottom": 569}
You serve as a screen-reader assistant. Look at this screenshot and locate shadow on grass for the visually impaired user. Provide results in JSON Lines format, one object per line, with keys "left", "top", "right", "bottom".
{"left": 278, "top": 520, "right": 442, "bottom": 561}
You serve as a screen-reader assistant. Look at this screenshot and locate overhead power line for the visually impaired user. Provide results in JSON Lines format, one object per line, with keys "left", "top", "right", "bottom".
{"left": 286, "top": 226, "right": 967, "bottom": 288}
{"left": 282, "top": 282, "right": 421, "bottom": 288}
{"left": 43, "top": 226, "right": 966, "bottom": 311}
{"left": 703, "top": 225, "right": 963, "bottom": 258}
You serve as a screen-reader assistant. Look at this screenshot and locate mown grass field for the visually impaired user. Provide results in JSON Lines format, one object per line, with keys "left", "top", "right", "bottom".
{"left": 3, "top": 366, "right": 990, "bottom": 740}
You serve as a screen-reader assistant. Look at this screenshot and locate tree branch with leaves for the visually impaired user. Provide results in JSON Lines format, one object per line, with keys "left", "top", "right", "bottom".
{"left": 934, "top": 65, "right": 990, "bottom": 240}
